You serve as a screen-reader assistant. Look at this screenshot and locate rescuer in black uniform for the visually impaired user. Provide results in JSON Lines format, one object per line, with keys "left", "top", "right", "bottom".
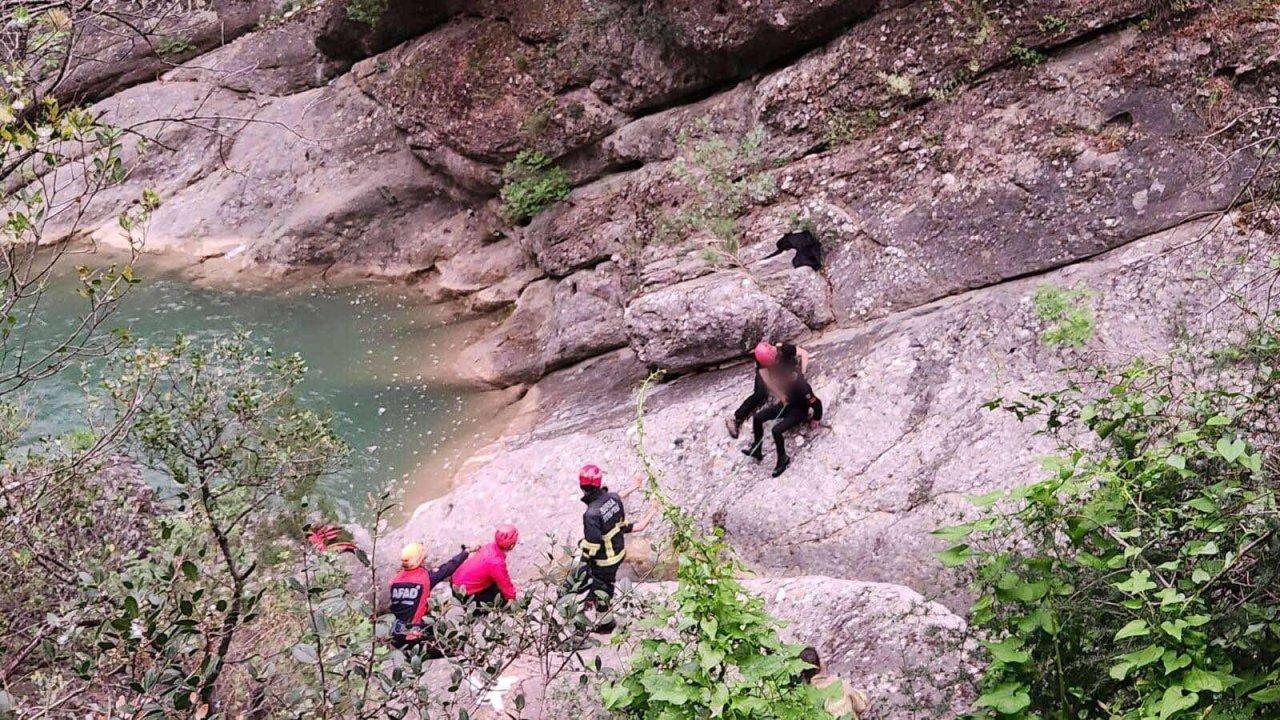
{"left": 726, "top": 340, "right": 811, "bottom": 439}
{"left": 565, "top": 464, "right": 656, "bottom": 634}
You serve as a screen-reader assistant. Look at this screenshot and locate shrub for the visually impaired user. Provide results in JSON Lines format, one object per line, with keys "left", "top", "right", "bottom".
{"left": 499, "top": 149, "right": 571, "bottom": 224}
{"left": 940, "top": 327, "right": 1280, "bottom": 719}
{"left": 344, "top": 0, "right": 387, "bottom": 27}
{"left": 659, "top": 123, "right": 777, "bottom": 268}
{"left": 1010, "top": 42, "right": 1047, "bottom": 67}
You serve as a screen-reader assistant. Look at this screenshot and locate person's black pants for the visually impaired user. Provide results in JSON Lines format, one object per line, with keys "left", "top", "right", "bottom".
{"left": 391, "top": 624, "right": 450, "bottom": 659}
{"left": 750, "top": 402, "right": 808, "bottom": 465}
{"left": 733, "top": 372, "right": 769, "bottom": 427}
{"left": 564, "top": 562, "right": 619, "bottom": 610}
{"left": 457, "top": 585, "right": 505, "bottom": 616}
{"left": 564, "top": 562, "right": 621, "bottom": 633}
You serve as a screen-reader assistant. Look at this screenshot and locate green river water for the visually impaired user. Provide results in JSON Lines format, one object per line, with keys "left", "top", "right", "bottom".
{"left": 24, "top": 259, "right": 493, "bottom": 520}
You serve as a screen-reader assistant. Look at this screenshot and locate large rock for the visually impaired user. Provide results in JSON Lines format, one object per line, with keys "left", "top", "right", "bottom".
{"left": 55, "top": 0, "right": 283, "bottom": 103}
{"left": 164, "top": 8, "right": 345, "bottom": 95}
{"left": 624, "top": 262, "right": 832, "bottom": 371}
{"left": 458, "top": 265, "right": 629, "bottom": 385}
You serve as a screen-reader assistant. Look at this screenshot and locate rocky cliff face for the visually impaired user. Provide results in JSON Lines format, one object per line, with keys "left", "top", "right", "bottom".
{"left": 51, "top": 0, "right": 1280, "bottom": 715}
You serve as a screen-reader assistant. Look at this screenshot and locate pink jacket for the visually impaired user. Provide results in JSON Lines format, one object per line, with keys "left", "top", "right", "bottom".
{"left": 450, "top": 542, "right": 516, "bottom": 600}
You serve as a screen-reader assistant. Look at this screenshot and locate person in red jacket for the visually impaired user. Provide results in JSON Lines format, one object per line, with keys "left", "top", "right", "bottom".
{"left": 451, "top": 525, "right": 520, "bottom": 611}
{"left": 389, "top": 541, "right": 469, "bottom": 654}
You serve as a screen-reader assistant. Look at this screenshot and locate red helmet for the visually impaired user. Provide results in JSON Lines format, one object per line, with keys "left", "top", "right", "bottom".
{"left": 579, "top": 463, "right": 603, "bottom": 488}
{"left": 754, "top": 341, "right": 779, "bottom": 367}
{"left": 495, "top": 524, "right": 519, "bottom": 551}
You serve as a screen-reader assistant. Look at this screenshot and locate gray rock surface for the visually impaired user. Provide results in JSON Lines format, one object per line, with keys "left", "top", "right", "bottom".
{"left": 395, "top": 215, "right": 1278, "bottom": 608}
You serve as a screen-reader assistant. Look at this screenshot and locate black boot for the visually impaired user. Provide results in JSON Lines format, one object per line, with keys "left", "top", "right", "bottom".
{"left": 772, "top": 456, "right": 791, "bottom": 477}
{"left": 742, "top": 445, "right": 763, "bottom": 462}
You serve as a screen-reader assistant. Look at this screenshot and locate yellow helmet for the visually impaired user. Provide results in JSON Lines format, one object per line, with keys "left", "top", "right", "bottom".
{"left": 400, "top": 542, "right": 426, "bottom": 570}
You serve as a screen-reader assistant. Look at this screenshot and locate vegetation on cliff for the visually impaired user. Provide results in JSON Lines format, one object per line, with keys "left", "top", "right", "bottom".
{"left": 942, "top": 299, "right": 1280, "bottom": 718}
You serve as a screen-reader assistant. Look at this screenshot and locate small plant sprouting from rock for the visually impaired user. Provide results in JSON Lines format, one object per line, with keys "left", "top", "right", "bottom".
{"left": 344, "top": 0, "right": 387, "bottom": 27}
{"left": 659, "top": 122, "right": 778, "bottom": 268}
{"left": 499, "top": 149, "right": 572, "bottom": 224}
{"left": 822, "top": 108, "right": 884, "bottom": 147}
{"left": 1038, "top": 14, "right": 1069, "bottom": 35}
{"left": 879, "top": 72, "right": 914, "bottom": 98}
{"left": 1032, "top": 283, "right": 1094, "bottom": 348}
{"left": 1010, "top": 41, "right": 1047, "bottom": 67}
{"left": 155, "top": 34, "right": 194, "bottom": 58}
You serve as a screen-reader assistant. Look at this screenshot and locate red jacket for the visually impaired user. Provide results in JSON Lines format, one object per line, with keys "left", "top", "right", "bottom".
{"left": 450, "top": 542, "right": 516, "bottom": 601}
{"left": 389, "top": 549, "right": 468, "bottom": 632}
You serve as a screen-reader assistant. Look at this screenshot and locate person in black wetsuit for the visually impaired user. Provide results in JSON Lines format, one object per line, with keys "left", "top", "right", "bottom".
{"left": 744, "top": 367, "right": 823, "bottom": 477}
{"left": 726, "top": 340, "right": 811, "bottom": 439}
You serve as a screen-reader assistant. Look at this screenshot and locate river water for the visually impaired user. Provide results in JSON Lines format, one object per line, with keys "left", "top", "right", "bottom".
{"left": 24, "top": 258, "right": 498, "bottom": 520}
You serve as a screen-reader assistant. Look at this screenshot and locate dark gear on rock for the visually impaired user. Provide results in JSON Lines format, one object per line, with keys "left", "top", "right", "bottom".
{"left": 764, "top": 229, "right": 823, "bottom": 269}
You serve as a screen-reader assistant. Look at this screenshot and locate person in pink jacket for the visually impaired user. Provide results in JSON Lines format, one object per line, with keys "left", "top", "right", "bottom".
{"left": 451, "top": 524, "right": 519, "bottom": 610}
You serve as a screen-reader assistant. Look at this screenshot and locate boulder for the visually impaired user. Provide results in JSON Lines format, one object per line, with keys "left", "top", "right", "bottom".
{"left": 624, "top": 264, "right": 831, "bottom": 372}
{"left": 483, "top": 575, "right": 977, "bottom": 719}
{"left": 164, "top": 10, "right": 344, "bottom": 95}
{"left": 53, "top": 0, "right": 282, "bottom": 103}
{"left": 458, "top": 265, "right": 629, "bottom": 386}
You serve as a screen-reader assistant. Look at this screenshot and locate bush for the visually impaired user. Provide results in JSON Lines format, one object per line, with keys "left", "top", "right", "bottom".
{"left": 499, "top": 150, "right": 571, "bottom": 224}
{"left": 940, "top": 324, "right": 1280, "bottom": 719}
{"left": 344, "top": 0, "right": 387, "bottom": 27}
{"left": 659, "top": 123, "right": 777, "bottom": 268}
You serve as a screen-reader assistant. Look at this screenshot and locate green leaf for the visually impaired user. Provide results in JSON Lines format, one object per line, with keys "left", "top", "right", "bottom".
{"left": 975, "top": 682, "right": 1032, "bottom": 714}
{"left": 1165, "top": 454, "right": 1186, "bottom": 470}
{"left": 1215, "top": 437, "right": 1246, "bottom": 462}
{"left": 984, "top": 638, "right": 1030, "bottom": 664}
{"left": 1250, "top": 685, "right": 1280, "bottom": 703}
{"left": 1162, "top": 652, "right": 1191, "bottom": 675}
{"left": 640, "top": 674, "right": 691, "bottom": 706}
{"left": 1115, "top": 619, "right": 1150, "bottom": 640}
{"left": 599, "top": 683, "right": 633, "bottom": 709}
{"left": 1183, "top": 668, "right": 1226, "bottom": 693}
{"left": 1158, "top": 686, "right": 1198, "bottom": 719}
{"left": 1115, "top": 570, "right": 1157, "bottom": 594}
{"left": 935, "top": 544, "right": 972, "bottom": 568}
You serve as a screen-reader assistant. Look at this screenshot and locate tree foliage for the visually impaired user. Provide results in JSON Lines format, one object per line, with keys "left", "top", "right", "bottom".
{"left": 942, "top": 320, "right": 1280, "bottom": 720}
